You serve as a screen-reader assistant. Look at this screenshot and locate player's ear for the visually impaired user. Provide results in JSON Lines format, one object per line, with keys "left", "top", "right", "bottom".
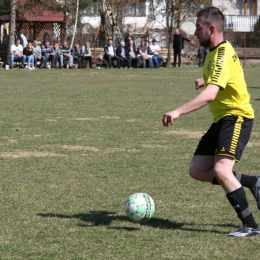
{"left": 209, "top": 25, "right": 216, "bottom": 34}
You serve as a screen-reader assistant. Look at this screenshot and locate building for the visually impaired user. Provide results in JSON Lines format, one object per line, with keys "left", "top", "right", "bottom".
{"left": 80, "top": 0, "right": 260, "bottom": 46}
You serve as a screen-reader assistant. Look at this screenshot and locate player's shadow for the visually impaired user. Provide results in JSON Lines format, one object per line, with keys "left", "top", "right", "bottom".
{"left": 37, "top": 211, "right": 235, "bottom": 234}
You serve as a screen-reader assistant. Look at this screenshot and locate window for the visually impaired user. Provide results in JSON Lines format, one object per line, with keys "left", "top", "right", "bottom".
{"left": 236, "top": 0, "right": 257, "bottom": 15}
{"left": 126, "top": 2, "right": 146, "bottom": 16}
{"left": 82, "top": 1, "right": 99, "bottom": 15}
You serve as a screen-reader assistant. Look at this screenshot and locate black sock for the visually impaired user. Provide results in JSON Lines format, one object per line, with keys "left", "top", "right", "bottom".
{"left": 240, "top": 174, "right": 257, "bottom": 189}
{"left": 212, "top": 171, "right": 256, "bottom": 189}
{"left": 212, "top": 171, "right": 237, "bottom": 185}
{"left": 226, "top": 187, "right": 258, "bottom": 228}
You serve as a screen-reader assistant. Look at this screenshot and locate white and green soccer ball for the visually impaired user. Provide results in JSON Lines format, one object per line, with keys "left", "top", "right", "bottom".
{"left": 125, "top": 193, "right": 155, "bottom": 222}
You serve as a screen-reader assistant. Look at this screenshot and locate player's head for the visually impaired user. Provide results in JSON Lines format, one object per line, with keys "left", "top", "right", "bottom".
{"left": 194, "top": 6, "right": 224, "bottom": 47}
{"left": 197, "top": 7, "right": 224, "bottom": 33}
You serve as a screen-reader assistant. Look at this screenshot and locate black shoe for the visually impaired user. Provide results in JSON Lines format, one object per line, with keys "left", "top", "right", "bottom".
{"left": 250, "top": 176, "right": 260, "bottom": 210}
{"left": 228, "top": 225, "right": 260, "bottom": 237}
{"left": 69, "top": 66, "right": 74, "bottom": 69}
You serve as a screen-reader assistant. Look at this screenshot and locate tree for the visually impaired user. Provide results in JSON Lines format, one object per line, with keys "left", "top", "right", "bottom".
{"left": 97, "top": 0, "right": 141, "bottom": 45}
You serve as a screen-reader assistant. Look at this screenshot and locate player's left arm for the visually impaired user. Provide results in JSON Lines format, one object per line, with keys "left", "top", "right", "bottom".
{"left": 162, "top": 84, "right": 219, "bottom": 126}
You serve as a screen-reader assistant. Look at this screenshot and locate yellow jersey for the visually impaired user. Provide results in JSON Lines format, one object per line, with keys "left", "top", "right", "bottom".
{"left": 203, "top": 40, "right": 254, "bottom": 122}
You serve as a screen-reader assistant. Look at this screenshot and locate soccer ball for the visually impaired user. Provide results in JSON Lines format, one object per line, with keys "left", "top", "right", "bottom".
{"left": 125, "top": 193, "right": 155, "bottom": 222}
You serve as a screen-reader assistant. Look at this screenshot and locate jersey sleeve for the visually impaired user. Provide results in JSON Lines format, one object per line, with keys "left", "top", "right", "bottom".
{"left": 205, "top": 45, "right": 230, "bottom": 89}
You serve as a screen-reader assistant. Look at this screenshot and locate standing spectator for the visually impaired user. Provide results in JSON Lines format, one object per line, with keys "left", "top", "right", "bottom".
{"left": 80, "top": 42, "right": 93, "bottom": 69}
{"left": 124, "top": 32, "right": 135, "bottom": 47}
{"left": 173, "top": 28, "right": 194, "bottom": 67}
{"left": 32, "top": 40, "right": 44, "bottom": 68}
{"left": 20, "top": 33, "right": 28, "bottom": 48}
{"left": 10, "top": 38, "right": 26, "bottom": 69}
{"left": 59, "top": 41, "right": 73, "bottom": 69}
{"left": 149, "top": 39, "right": 165, "bottom": 67}
{"left": 23, "top": 42, "right": 35, "bottom": 70}
{"left": 137, "top": 40, "right": 149, "bottom": 68}
{"left": 104, "top": 39, "right": 121, "bottom": 69}
{"left": 40, "top": 41, "right": 55, "bottom": 68}
{"left": 128, "top": 40, "right": 138, "bottom": 68}
{"left": 116, "top": 41, "right": 131, "bottom": 69}
{"left": 71, "top": 44, "right": 82, "bottom": 68}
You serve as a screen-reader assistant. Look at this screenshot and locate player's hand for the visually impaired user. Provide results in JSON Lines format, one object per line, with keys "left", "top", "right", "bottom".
{"left": 162, "top": 110, "right": 179, "bottom": 127}
{"left": 195, "top": 78, "right": 204, "bottom": 90}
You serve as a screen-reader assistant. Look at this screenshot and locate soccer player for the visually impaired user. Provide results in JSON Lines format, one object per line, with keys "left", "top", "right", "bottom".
{"left": 162, "top": 6, "right": 260, "bottom": 237}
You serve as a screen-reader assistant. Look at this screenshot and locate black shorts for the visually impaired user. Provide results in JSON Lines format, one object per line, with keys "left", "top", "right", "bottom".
{"left": 194, "top": 116, "right": 253, "bottom": 161}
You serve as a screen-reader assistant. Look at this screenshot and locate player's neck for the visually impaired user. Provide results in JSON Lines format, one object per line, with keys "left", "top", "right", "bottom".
{"left": 209, "top": 34, "right": 224, "bottom": 49}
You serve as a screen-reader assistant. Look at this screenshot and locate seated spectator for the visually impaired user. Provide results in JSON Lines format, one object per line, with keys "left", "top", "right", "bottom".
{"left": 10, "top": 38, "right": 26, "bottom": 69}
{"left": 80, "top": 42, "right": 93, "bottom": 68}
{"left": 40, "top": 41, "right": 56, "bottom": 68}
{"left": 128, "top": 40, "right": 138, "bottom": 67}
{"left": 149, "top": 39, "right": 165, "bottom": 68}
{"left": 71, "top": 43, "right": 81, "bottom": 68}
{"left": 32, "top": 40, "right": 44, "bottom": 68}
{"left": 23, "top": 42, "right": 35, "bottom": 70}
{"left": 137, "top": 40, "right": 150, "bottom": 68}
{"left": 116, "top": 41, "right": 131, "bottom": 69}
{"left": 52, "top": 42, "right": 62, "bottom": 68}
{"left": 104, "top": 39, "right": 121, "bottom": 69}
{"left": 59, "top": 41, "right": 73, "bottom": 69}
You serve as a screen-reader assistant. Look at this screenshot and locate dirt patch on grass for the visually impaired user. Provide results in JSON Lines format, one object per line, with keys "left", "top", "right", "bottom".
{"left": 74, "top": 118, "right": 96, "bottom": 121}
{"left": 62, "top": 145, "right": 100, "bottom": 152}
{"left": 45, "top": 119, "right": 57, "bottom": 122}
{"left": 142, "top": 144, "right": 166, "bottom": 149}
{"left": 104, "top": 148, "right": 137, "bottom": 153}
{"left": 247, "top": 141, "right": 260, "bottom": 147}
{"left": 164, "top": 130, "right": 204, "bottom": 138}
{"left": 0, "top": 151, "right": 65, "bottom": 158}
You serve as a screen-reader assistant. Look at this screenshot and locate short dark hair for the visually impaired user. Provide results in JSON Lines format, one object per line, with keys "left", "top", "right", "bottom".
{"left": 197, "top": 6, "right": 224, "bottom": 33}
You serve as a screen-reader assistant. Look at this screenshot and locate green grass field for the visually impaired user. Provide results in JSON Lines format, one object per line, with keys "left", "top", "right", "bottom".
{"left": 1, "top": 67, "right": 260, "bottom": 259}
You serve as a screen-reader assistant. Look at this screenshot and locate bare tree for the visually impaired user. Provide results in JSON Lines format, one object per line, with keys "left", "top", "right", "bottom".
{"left": 98, "top": 0, "right": 141, "bottom": 45}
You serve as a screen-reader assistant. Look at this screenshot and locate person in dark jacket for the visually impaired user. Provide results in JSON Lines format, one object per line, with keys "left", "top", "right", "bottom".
{"left": 71, "top": 44, "right": 81, "bottom": 68}
{"left": 173, "top": 28, "right": 194, "bottom": 67}
{"left": 104, "top": 39, "right": 121, "bottom": 69}
{"left": 116, "top": 41, "right": 131, "bottom": 69}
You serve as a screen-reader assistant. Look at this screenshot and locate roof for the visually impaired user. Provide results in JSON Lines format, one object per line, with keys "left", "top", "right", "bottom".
{"left": 0, "top": 9, "right": 65, "bottom": 22}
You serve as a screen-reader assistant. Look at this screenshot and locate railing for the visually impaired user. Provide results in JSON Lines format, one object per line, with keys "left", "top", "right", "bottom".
{"left": 224, "top": 15, "right": 259, "bottom": 32}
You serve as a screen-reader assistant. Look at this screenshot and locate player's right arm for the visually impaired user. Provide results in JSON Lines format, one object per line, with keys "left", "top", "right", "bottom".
{"left": 162, "top": 84, "right": 219, "bottom": 127}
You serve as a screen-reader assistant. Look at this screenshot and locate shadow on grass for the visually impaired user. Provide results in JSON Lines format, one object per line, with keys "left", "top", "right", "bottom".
{"left": 37, "top": 211, "right": 236, "bottom": 234}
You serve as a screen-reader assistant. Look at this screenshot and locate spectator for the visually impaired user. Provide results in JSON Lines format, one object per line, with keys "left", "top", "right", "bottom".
{"left": 40, "top": 41, "right": 56, "bottom": 68}
{"left": 104, "top": 39, "right": 121, "bottom": 69}
{"left": 71, "top": 44, "right": 82, "bottom": 68}
{"left": 124, "top": 32, "right": 135, "bottom": 47}
{"left": 149, "top": 39, "right": 165, "bottom": 68}
{"left": 10, "top": 38, "right": 26, "bottom": 69}
{"left": 128, "top": 40, "right": 138, "bottom": 68}
{"left": 23, "top": 42, "right": 35, "bottom": 70}
{"left": 80, "top": 42, "right": 93, "bottom": 69}
{"left": 59, "top": 41, "right": 73, "bottom": 69}
{"left": 137, "top": 40, "right": 150, "bottom": 68}
{"left": 116, "top": 41, "right": 131, "bottom": 69}
{"left": 52, "top": 42, "right": 62, "bottom": 68}
{"left": 32, "top": 40, "right": 44, "bottom": 68}
{"left": 173, "top": 28, "right": 194, "bottom": 67}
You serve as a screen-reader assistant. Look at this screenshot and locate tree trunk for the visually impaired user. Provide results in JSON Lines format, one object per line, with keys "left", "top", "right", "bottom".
{"left": 6, "top": 0, "right": 16, "bottom": 65}
{"left": 166, "top": 29, "right": 173, "bottom": 67}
